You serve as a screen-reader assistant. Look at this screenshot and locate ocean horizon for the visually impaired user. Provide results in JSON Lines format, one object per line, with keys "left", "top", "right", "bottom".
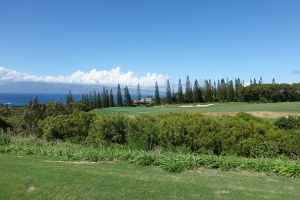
{"left": 0, "top": 93, "right": 83, "bottom": 106}
{"left": 0, "top": 93, "right": 146, "bottom": 106}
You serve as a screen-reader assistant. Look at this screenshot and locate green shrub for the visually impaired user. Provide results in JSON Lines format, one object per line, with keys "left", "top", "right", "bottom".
{"left": 83, "top": 112, "right": 298, "bottom": 159}
{"left": 249, "top": 140, "right": 280, "bottom": 158}
{"left": 274, "top": 116, "right": 300, "bottom": 129}
{"left": 156, "top": 113, "right": 286, "bottom": 157}
{"left": 0, "top": 129, "right": 11, "bottom": 145}
{"left": 159, "top": 157, "right": 185, "bottom": 173}
{"left": 134, "top": 152, "right": 157, "bottom": 166}
{"left": 86, "top": 114, "right": 128, "bottom": 147}
{"left": 0, "top": 117, "right": 11, "bottom": 131}
{"left": 125, "top": 115, "right": 159, "bottom": 150}
{"left": 39, "top": 111, "right": 94, "bottom": 142}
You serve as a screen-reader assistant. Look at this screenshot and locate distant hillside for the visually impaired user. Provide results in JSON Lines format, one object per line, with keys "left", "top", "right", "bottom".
{"left": 0, "top": 81, "right": 156, "bottom": 95}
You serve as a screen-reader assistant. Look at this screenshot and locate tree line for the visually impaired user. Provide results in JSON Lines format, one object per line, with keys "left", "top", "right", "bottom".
{"left": 66, "top": 84, "right": 134, "bottom": 110}
{"left": 66, "top": 76, "right": 300, "bottom": 109}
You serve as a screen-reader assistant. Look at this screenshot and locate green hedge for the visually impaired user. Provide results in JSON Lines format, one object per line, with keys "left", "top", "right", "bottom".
{"left": 39, "top": 111, "right": 94, "bottom": 143}
{"left": 275, "top": 116, "right": 300, "bottom": 129}
{"left": 36, "top": 112, "right": 300, "bottom": 159}
{"left": 85, "top": 113, "right": 299, "bottom": 158}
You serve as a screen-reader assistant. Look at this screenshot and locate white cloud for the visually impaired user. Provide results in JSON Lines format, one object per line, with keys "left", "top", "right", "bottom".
{"left": 0, "top": 66, "right": 169, "bottom": 87}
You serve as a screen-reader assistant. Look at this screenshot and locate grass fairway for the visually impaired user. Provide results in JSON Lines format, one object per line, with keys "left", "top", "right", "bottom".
{"left": 1, "top": 154, "right": 299, "bottom": 200}
{"left": 92, "top": 102, "right": 300, "bottom": 115}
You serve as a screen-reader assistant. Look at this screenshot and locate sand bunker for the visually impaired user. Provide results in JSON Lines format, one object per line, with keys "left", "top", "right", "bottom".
{"left": 195, "top": 104, "right": 214, "bottom": 107}
{"left": 179, "top": 104, "right": 214, "bottom": 108}
{"left": 179, "top": 105, "right": 194, "bottom": 108}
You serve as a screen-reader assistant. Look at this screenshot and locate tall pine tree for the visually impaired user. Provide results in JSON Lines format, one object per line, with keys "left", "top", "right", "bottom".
{"left": 234, "top": 78, "right": 243, "bottom": 101}
{"left": 88, "top": 92, "right": 93, "bottom": 108}
{"left": 116, "top": 84, "right": 123, "bottom": 106}
{"left": 185, "top": 75, "right": 193, "bottom": 103}
{"left": 172, "top": 89, "right": 177, "bottom": 103}
{"left": 109, "top": 89, "right": 115, "bottom": 107}
{"left": 220, "top": 78, "right": 227, "bottom": 101}
{"left": 83, "top": 95, "right": 89, "bottom": 108}
{"left": 166, "top": 79, "right": 172, "bottom": 104}
{"left": 204, "top": 79, "right": 213, "bottom": 102}
{"left": 227, "top": 80, "right": 235, "bottom": 101}
{"left": 97, "top": 92, "right": 102, "bottom": 108}
{"left": 66, "top": 91, "right": 74, "bottom": 106}
{"left": 101, "top": 87, "right": 109, "bottom": 108}
{"left": 193, "top": 79, "right": 202, "bottom": 103}
{"left": 105, "top": 89, "right": 109, "bottom": 107}
{"left": 80, "top": 94, "right": 85, "bottom": 103}
{"left": 213, "top": 81, "right": 217, "bottom": 101}
{"left": 177, "top": 79, "right": 184, "bottom": 104}
{"left": 92, "top": 91, "right": 97, "bottom": 109}
{"left": 253, "top": 78, "right": 257, "bottom": 84}
{"left": 216, "top": 80, "right": 221, "bottom": 101}
{"left": 259, "top": 77, "right": 263, "bottom": 84}
{"left": 137, "top": 84, "right": 142, "bottom": 101}
{"left": 124, "top": 86, "right": 133, "bottom": 106}
{"left": 154, "top": 81, "right": 161, "bottom": 105}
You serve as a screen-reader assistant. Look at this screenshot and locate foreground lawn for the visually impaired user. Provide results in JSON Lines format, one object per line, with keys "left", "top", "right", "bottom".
{"left": 1, "top": 154, "right": 299, "bottom": 200}
{"left": 92, "top": 102, "right": 300, "bottom": 115}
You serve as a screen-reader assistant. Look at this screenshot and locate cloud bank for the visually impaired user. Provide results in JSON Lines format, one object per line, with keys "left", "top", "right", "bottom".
{"left": 0, "top": 67, "right": 169, "bottom": 87}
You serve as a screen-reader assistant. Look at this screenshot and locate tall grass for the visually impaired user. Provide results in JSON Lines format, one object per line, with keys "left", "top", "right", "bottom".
{"left": 0, "top": 136, "right": 299, "bottom": 177}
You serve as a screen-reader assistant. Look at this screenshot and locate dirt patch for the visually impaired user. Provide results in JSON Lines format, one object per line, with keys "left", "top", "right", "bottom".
{"left": 215, "top": 190, "right": 230, "bottom": 198}
{"left": 27, "top": 186, "right": 36, "bottom": 193}
{"left": 193, "top": 167, "right": 268, "bottom": 178}
{"left": 201, "top": 112, "right": 300, "bottom": 118}
{"left": 215, "top": 190, "right": 230, "bottom": 194}
{"left": 44, "top": 160, "right": 118, "bottom": 165}
{"left": 247, "top": 112, "right": 300, "bottom": 118}
{"left": 194, "top": 168, "right": 221, "bottom": 177}
{"left": 202, "top": 112, "right": 237, "bottom": 117}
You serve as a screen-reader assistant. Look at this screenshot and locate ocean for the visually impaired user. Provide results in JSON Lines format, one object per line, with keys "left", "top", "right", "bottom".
{"left": 0, "top": 93, "right": 141, "bottom": 106}
{"left": 0, "top": 93, "right": 83, "bottom": 106}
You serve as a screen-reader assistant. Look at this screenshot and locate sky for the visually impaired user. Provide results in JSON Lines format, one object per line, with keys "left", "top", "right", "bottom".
{"left": 0, "top": 0, "right": 300, "bottom": 88}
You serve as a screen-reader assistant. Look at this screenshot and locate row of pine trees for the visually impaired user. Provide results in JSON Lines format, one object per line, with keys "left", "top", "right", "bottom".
{"left": 66, "top": 76, "right": 273, "bottom": 108}
{"left": 159, "top": 76, "right": 245, "bottom": 104}
{"left": 66, "top": 84, "right": 136, "bottom": 109}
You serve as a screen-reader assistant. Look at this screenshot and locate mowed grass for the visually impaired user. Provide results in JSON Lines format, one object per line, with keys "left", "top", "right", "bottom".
{"left": 92, "top": 102, "right": 300, "bottom": 115}
{"left": 1, "top": 154, "right": 300, "bottom": 200}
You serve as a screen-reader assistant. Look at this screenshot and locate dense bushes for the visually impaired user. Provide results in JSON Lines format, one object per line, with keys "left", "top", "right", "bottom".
{"left": 86, "top": 114, "right": 127, "bottom": 146}
{"left": 39, "top": 112, "right": 94, "bottom": 143}
{"left": 0, "top": 117, "right": 11, "bottom": 131}
{"left": 0, "top": 107, "right": 26, "bottom": 135}
{"left": 275, "top": 116, "right": 300, "bottom": 129}
{"left": 84, "top": 112, "right": 299, "bottom": 159}
{"left": 0, "top": 129, "right": 11, "bottom": 145}
{"left": 3, "top": 105, "right": 300, "bottom": 159}
{"left": 156, "top": 113, "right": 282, "bottom": 156}
{"left": 240, "top": 84, "right": 300, "bottom": 102}
{"left": 125, "top": 115, "right": 159, "bottom": 150}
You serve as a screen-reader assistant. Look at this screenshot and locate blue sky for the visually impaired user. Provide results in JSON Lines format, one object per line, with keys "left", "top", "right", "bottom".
{"left": 0, "top": 0, "right": 300, "bottom": 85}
